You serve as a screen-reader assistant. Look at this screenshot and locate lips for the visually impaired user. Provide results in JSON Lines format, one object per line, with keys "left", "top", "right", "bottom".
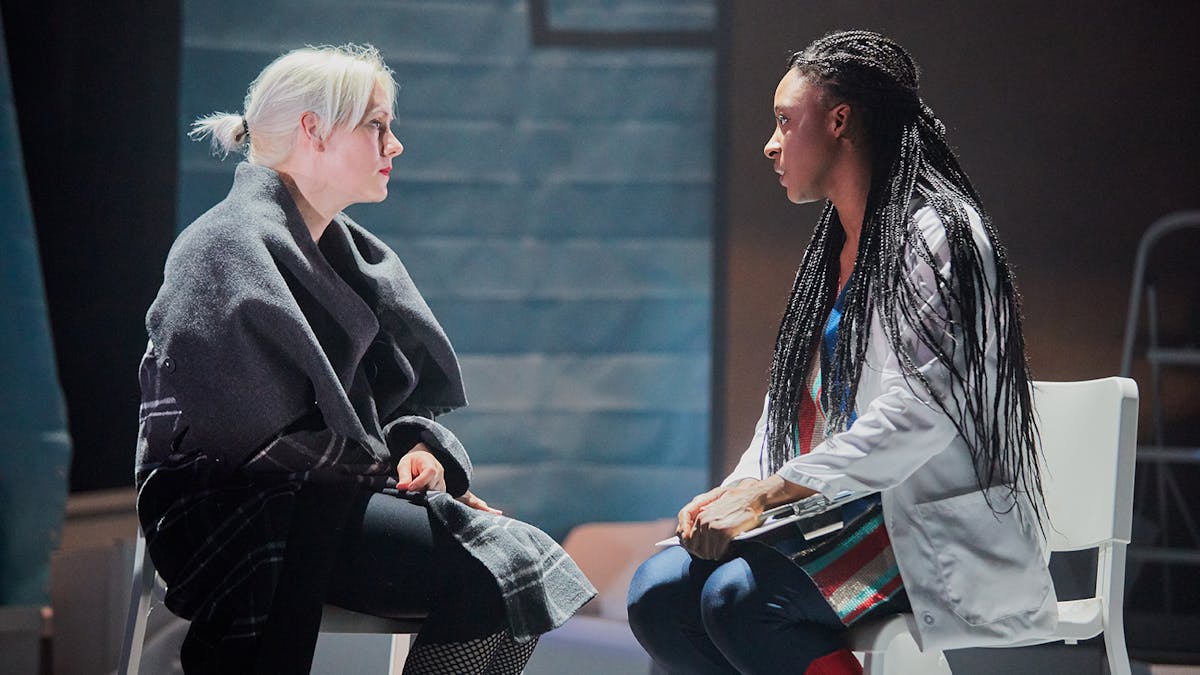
{"left": 379, "top": 167, "right": 391, "bottom": 176}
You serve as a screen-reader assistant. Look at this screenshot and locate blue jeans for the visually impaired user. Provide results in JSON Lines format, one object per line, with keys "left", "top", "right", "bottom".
{"left": 627, "top": 544, "right": 908, "bottom": 674}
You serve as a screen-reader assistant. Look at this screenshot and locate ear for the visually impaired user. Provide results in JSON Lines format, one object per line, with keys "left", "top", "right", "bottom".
{"left": 829, "top": 102, "right": 853, "bottom": 140}
{"left": 298, "top": 111, "right": 324, "bottom": 151}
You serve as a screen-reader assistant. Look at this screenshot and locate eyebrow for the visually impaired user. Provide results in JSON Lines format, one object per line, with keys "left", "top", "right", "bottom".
{"left": 366, "top": 107, "right": 392, "bottom": 118}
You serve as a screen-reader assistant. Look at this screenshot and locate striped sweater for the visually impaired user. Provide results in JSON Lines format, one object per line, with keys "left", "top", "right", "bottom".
{"left": 791, "top": 281, "right": 903, "bottom": 626}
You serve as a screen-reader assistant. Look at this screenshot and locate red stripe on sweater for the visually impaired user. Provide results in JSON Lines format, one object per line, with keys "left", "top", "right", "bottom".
{"left": 842, "top": 574, "right": 904, "bottom": 624}
{"left": 811, "top": 525, "right": 891, "bottom": 593}
{"left": 796, "top": 397, "right": 818, "bottom": 455}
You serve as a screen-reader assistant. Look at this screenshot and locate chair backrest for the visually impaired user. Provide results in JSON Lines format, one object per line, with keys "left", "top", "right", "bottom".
{"left": 1032, "top": 377, "right": 1139, "bottom": 552}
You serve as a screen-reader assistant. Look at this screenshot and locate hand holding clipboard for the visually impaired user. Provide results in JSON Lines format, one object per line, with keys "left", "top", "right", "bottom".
{"left": 657, "top": 490, "right": 874, "bottom": 547}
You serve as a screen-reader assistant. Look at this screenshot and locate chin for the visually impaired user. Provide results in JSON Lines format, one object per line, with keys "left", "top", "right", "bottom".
{"left": 787, "top": 190, "right": 820, "bottom": 206}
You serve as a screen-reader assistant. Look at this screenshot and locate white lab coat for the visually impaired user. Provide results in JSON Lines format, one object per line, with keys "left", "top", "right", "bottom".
{"left": 723, "top": 205, "right": 1058, "bottom": 651}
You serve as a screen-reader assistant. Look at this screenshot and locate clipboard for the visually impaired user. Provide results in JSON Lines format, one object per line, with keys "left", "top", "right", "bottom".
{"left": 656, "top": 490, "right": 875, "bottom": 547}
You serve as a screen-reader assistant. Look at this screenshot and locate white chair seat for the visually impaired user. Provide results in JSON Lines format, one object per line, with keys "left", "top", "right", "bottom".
{"left": 996, "top": 599, "right": 1106, "bottom": 649}
{"left": 847, "top": 614, "right": 920, "bottom": 652}
{"left": 319, "top": 604, "right": 426, "bottom": 634}
{"left": 850, "top": 614, "right": 952, "bottom": 675}
{"left": 1053, "top": 598, "right": 1104, "bottom": 640}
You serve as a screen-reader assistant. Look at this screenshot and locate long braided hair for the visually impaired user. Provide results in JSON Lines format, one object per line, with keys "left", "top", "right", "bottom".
{"left": 765, "top": 30, "right": 1044, "bottom": 523}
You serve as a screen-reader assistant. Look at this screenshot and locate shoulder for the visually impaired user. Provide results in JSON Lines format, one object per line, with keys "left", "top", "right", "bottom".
{"left": 910, "top": 197, "right": 987, "bottom": 248}
{"left": 900, "top": 196, "right": 1001, "bottom": 302}
{"left": 167, "top": 162, "right": 304, "bottom": 267}
{"left": 150, "top": 203, "right": 296, "bottom": 343}
{"left": 160, "top": 217, "right": 262, "bottom": 306}
{"left": 174, "top": 203, "right": 256, "bottom": 256}
{"left": 164, "top": 186, "right": 288, "bottom": 282}
{"left": 905, "top": 196, "right": 993, "bottom": 270}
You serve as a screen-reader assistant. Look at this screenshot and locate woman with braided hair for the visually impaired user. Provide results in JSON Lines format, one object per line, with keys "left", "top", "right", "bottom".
{"left": 627, "top": 30, "right": 1057, "bottom": 674}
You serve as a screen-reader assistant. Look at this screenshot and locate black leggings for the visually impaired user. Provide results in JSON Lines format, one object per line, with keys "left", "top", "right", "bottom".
{"left": 181, "top": 484, "right": 506, "bottom": 674}
{"left": 326, "top": 488, "right": 507, "bottom": 643}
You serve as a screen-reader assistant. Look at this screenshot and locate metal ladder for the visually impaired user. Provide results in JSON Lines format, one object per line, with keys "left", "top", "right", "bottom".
{"left": 1119, "top": 210, "right": 1200, "bottom": 612}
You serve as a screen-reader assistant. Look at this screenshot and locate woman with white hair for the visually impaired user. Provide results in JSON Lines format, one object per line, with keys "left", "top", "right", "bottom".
{"left": 137, "top": 44, "right": 593, "bottom": 674}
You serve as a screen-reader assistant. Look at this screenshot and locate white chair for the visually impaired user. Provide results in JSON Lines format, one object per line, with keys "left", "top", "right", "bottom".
{"left": 117, "top": 528, "right": 425, "bottom": 675}
{"left": 849, "top": 377, "right": 1139, "bottom": 675}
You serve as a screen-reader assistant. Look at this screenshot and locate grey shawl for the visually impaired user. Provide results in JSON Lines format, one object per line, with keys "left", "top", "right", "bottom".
{"left": 427, "top": 493, "right": 597, "bottom": 641}
{"left": 147, "top": 162, "right": 466, "bottom": 466}
{"left": 141, "top": 162, "right": 593, "bottom": 640}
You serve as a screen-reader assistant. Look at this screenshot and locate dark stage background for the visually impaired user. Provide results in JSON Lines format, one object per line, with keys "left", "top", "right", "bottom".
{"left": 2, "top": 0, "right": 180, "bottom": 491}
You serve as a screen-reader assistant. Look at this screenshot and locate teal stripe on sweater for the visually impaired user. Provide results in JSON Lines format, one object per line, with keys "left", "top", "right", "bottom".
{"left": 801, "top": 510, "right": 886, "bottom": 576}
{"left": 835, "top": 564, "right": 902, "bottom": 616}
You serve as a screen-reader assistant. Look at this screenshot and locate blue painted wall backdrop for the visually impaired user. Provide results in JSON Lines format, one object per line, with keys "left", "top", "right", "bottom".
{"left": 0, "top": 12, "right": 72, "bottom": 605}
{"left": 178, "top": 0, "right": 714, "bottom": 539}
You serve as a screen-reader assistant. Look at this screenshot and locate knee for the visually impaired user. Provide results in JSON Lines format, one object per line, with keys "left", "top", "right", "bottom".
{"left": 699, "top": 558, "right": 756, "bottom": 629}
{"left": 626, "top": 547, "right": 692, "bottom": 634}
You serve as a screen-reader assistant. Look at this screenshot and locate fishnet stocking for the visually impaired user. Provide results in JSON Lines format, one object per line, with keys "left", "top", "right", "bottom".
{"left": 483, "top": 633, "right": 538, "bottom": 675}
{"left": 403, "top": 632, "right": 502, "bottom": 675}
{"left": 402, "top": 631, "right": 538, "bottom": 675}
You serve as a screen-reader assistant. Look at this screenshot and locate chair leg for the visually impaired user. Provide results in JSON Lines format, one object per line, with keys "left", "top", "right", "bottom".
{"left": 118, "top": 532, "right": 156, "bottom": 675}
{"left": 860, "top": 651, "right": 883, "bottom": 675}
{"left": 388, "top": 634, "right": 414, "bottom": 675}
{"left": 1104, "top": 626, "right": 1132, "bottom": 675}
{"left": 1102, "top": 544, "right": 1133, "bottom": 675}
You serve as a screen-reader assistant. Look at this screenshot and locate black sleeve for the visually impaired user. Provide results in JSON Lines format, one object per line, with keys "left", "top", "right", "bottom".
{"left": 385, "top": 416, "right": 473, "bottom": 497}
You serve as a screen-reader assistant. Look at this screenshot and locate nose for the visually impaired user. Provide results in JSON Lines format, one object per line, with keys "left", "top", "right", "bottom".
{"left": 382, "top": 128, "right": 403, "bottom": 157}
{"left": 764, "top": 129, "right": 781, "bottom": 160}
